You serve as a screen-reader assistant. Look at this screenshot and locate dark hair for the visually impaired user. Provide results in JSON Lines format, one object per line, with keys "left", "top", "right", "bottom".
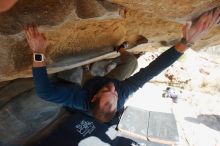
{"left": 90, "top": 97, "right": 116, "bottom": 123}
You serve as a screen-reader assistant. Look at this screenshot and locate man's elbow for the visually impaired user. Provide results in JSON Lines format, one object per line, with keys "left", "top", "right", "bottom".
{"left": 35, "top": 89, "right": 53, "bottom": 101}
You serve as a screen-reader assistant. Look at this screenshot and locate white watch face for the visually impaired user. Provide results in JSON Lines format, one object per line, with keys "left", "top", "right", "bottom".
{"left": 34, "top": 53, "right": 44, "bottom": 62}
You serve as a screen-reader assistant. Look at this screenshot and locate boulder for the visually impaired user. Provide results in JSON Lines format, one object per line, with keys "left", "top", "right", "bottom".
{"left": 0, "top": 0, "right": 220, "bottom": 82}
{"left": 0, "top": 78, "right": 34, "bottom": 108}
{"left": 0, "top": 89, "right": 61, "bottom": 146}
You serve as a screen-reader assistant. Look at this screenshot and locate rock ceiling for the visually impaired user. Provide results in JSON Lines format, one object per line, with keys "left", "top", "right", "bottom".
{"left": 0, "top": 0, "right": 220, "bottom": 82}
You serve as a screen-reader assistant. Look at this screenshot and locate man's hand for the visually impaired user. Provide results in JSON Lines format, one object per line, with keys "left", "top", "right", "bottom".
{"left": 24, "top": 25, "right": 47, "bottom": 54}
{"left": 176, "top": 7, "right": 220, "bottom": 53}
{"left": 183, "top": 7, "right": 220, "bottom": 44}
{"left": 25, "top": 24, "right": 47, "bottom": 67}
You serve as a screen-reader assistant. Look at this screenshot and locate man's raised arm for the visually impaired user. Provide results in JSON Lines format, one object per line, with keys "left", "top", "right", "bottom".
{"left": 121, "top": 7, "right": 220, "bottom": 96}
{"left": 25, "top": 25, "right": 88, "bottom": 111}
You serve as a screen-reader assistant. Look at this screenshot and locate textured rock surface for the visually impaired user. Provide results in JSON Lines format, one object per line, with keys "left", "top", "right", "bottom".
{"left": 0, "top": 89, "right": 61, "bottom": 146}
{"left": 0, "top": 78, "right": 34, "bottom": 108}
{"left": 1, "top": 1, "right": 220, "bottom": 145}
{"left": 0, "top": 0, "right": 220, "bottom": 82}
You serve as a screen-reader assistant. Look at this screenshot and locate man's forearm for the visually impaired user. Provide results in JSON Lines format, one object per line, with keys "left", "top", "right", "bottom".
{"left": 33, "top": 60, "right": 46, "bottom": 67}
{"left": 122, "top": 45, "right": 183, "bottom": 94}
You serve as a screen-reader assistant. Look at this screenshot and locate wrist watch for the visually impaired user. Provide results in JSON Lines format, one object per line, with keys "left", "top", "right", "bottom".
{"left": 33, "top": 53, "right": 45, "bottom": 62}
{"left": 180, "top": 38, "right": 194, "bottom": 48}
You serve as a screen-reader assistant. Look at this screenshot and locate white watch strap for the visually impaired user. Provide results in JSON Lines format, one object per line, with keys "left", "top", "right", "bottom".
{"left": 33, "top": 53, "right": 45, "bottom": 62}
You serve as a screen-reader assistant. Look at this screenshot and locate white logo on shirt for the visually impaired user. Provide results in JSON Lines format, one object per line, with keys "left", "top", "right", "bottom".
{"left": 75, "top": 120, "right": 96, "bottom": 137}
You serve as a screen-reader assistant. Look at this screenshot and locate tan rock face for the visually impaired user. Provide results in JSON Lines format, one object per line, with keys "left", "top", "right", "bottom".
{"left": 0, "top": 0, "right": 220, "bottom": 82}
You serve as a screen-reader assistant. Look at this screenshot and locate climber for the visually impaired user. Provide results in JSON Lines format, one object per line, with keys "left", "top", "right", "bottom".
{"left": 25, "top": 7, "right": 220, "bottom": 124}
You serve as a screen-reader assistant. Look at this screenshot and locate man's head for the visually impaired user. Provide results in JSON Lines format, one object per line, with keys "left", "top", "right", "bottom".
{"left": 90, "top": 82, "right": 118, "bottom": 123}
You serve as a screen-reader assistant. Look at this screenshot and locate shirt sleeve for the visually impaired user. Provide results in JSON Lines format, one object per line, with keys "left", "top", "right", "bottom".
{"left": 120, "top": 46, "right": 183, "bottom": 98}
{"left": 32, "top": 67, "right": 88, "bottom": 111}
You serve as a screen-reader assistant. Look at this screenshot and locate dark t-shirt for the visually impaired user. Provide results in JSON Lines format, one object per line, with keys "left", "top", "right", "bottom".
{"left": 35, "top": 111, "right": 145, "bottom": 146}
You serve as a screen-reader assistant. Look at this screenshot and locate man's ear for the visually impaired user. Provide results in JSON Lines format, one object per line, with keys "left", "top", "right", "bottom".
{"left": 91, "top": 95, "right": 98, "bottom": 102}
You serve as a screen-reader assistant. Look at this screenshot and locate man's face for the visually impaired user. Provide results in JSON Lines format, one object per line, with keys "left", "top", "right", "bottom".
{"left": 91, "top": 82, "right": 118, "bottom": 113}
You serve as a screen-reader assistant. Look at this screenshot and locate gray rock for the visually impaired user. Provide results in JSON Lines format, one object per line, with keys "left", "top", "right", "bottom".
{"left": 0, "top": 89, "right": 61, "bottom": 146}
{"left": 118, "top": 106, "right": 149, "bottom": 139}
{"left": 57, "top": 67, "right": 83, "bottom": 85}
{"left": 0, "top": 78, "right": 34, "bottom": 108}
{"left": 148, "top": 111, "right": 179, "bottom": 145}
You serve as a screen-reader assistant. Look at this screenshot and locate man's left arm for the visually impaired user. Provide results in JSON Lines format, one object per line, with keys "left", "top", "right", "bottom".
{"left": 120, "top": 7, "right": 220, "bottom": 97}
{"left": 119, "top": 44, "right": 183, "bottom": 97}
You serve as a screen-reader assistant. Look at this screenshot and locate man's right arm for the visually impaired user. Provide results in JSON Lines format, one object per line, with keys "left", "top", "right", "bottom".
{"left": 25, "top": 25, "right": 88, "bottom": 111}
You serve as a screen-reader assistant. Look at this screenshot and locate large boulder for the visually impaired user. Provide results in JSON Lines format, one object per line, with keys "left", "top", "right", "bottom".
{"left": 0, "top": 0, "right": 220, "bottom": 82}
{"left": 0, "top": 89, "right": 61, "bottom": 146}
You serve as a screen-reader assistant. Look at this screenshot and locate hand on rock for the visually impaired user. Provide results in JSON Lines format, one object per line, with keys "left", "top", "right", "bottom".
{"left": 24, "top": 24, "right": 47, "bottom": 54}
{"left": 183, "top": 7, "right": 220, "bottom": 44}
